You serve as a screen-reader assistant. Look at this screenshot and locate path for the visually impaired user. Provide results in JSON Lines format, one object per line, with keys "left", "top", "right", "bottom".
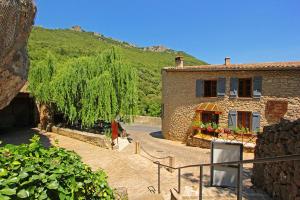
{"left": 0, "top": 126, "right": 270, "bottom": 199}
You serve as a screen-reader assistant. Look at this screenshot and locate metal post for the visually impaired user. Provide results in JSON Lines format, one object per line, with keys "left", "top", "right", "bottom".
{"left": 169, "top": 156, "right": 175, "bottom": 173}
{"left": 199, "top": 166, "right": 203, "bottom": 200}
{"left": 135, "top": 141, "right": 140, "bottom": 154}
{"left": 178, "top": 168, "right": 181, "bottom": 193}
{"left": 237, "top": 163, "right": 243, "bottom": 200}
{"left": 158, "top": 162, "right": 161, "bottom": 194}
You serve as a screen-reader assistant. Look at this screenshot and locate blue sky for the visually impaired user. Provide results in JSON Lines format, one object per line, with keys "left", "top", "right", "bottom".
{"left": 35, "top": 0, "right": 300, "bottom": 64}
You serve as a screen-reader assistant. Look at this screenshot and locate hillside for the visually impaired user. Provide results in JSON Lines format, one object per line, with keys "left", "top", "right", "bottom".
{"left": 28, "top": 26, "right": 207, "bottom": 116}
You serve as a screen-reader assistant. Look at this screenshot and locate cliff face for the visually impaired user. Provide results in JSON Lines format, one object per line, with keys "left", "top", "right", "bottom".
{"left": 0, "top": 0, "right": 36, "bottom": 110}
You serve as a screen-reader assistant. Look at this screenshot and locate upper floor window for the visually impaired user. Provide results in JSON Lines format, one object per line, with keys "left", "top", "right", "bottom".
{"left": 204, "top": 80, "right": 217, "bottom": 97}
{"left": 238, "top": 78, "right": 252, "bottom": 97}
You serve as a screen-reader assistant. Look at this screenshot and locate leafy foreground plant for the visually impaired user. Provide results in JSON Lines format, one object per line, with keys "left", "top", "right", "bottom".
{"left": 0, "top": 135, "right": 114, "bottom": 200}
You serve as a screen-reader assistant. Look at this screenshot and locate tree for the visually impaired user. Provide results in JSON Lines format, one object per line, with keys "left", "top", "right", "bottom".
{"left": 29, "top": 48, "right": 138, "bottom": 127}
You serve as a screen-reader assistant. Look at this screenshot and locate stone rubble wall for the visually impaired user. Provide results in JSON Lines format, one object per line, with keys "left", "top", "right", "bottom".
{"left": 0, "top": 0, "right": 36, "bottom": 110}
{"left": 252, "top": 119, "right": 300, "bottom": 200}
{"left": 51, "top": 126, "right": 112, "bottom": 149}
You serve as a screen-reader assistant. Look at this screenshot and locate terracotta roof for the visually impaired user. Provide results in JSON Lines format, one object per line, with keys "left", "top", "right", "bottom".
{"left": 196, "top": 103, "right": 223, "bottom": 114}
{"left": 164, "top": 61, "right": 300, "bottom": 72}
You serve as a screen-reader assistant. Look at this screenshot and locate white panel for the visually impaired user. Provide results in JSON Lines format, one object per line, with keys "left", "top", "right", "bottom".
{"left": 213, "top": 142, "right": 241, "bottom": 163}
{"left": 213, "top": 166, "right": 238, "bottom": 187}
{"left": 211, "top": 142, "right": 243, "bottom": 188}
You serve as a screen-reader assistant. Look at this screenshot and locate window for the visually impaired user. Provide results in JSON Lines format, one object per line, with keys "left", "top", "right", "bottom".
{"left": 238, "top": 78, "right": 252, "bottom": 97}
{"left": 202, "top": 112, "right": 219, "bottom": 124}
{"left": 237, "top": 111, "right": 251, "bottom": 130}
{"left": 204, "top": 80, "right": 217, "bottom": 97}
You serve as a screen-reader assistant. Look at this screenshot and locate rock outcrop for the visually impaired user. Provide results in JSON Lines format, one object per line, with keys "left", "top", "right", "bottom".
{"left": 252, "top": 119, "right": 300, "bottom": 200}
{"left": 0, "top": 0, "right": 36, "bottom": 110}
{"left": 143, "top": 45, "right": 169, "bottom": 52}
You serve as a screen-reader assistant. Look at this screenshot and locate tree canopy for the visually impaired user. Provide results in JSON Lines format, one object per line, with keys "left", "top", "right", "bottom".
{"left": 29, "top": 49, "right": 138, "bottom": 127}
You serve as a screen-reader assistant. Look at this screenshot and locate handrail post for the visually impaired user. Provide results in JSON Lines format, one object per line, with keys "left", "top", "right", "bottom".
{"left": 178, "top": 168, "right": 181, "bottom": 194}
{"left": 237, "top": 163, "right": 243, "bottom": 200}
{"left": 199, "top": 166, "right": 203, "bottom": 200}
{"left": 169, "top": 156, "right": 175, "bottom": 173}
{"left": 158, "top": 162, "right": 161, "bottom": 194}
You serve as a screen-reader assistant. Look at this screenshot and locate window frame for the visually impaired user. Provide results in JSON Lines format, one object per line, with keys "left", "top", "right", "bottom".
{"left": 203, "top": 80, "right": 217, "bottom": 97}
{"left": 238, "top": 78, "right": 252, "bottom": 98}
{"left": 237, "top": 111, "right": 252, "bottom": 131}
{"left": 201, "top": 111, "right": 219, "bottom": 124}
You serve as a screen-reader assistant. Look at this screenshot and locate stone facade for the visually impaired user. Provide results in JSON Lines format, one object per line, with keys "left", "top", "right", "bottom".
{"left": 252, "top": 119, "right": 300, "bottom": 200}
{"left": 162, "top": 63, "right": 300, "bottom": 141}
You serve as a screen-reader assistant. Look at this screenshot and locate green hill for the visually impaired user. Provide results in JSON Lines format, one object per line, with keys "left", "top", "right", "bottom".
{"left": 28, "top": 26, "right": 207, "bottom": 116}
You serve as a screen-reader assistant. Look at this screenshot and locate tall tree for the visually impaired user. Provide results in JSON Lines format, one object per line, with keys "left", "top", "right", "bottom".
{"left": 29, "top": 48, "right": 138, "bottom": 127}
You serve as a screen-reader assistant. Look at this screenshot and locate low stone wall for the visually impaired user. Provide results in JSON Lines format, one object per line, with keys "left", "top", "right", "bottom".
{"left": 134, "top": 115, "right": 161, "bottom": 126}
{"left": 186, "top": 136, "right": 211, "bottom": 149}
{"left": 51, "top": 126, "right": 112, "bottom": 149}
{"left": 252, "top": 119, "right": 300, "bottom": 200}
{"left": 187, "top": 135, "right": 254, "bottom": 153}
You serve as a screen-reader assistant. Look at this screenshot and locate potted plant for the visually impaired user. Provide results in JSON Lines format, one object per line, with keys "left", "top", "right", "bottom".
{"left": 206, "top": 123, "right": 215, "bottom": 133}
{"left": 215, "top": 127, "right": 224, "bottom": 134}
{"left": 232, "top": 127, "right": 242, "bottom": 135}
{"left": 192, "top": 120, "right": 201, "bottom": 130}
{"left": 224, "top": 127, "right": 231, "bottom": 134}
{"left": 200, "top": 122, "right": 206, "bottom": 131}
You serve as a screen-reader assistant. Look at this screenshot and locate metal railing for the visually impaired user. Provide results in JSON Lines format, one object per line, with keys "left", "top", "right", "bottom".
{"left": 154, "top": 154, "right": 300, "bottom": 200}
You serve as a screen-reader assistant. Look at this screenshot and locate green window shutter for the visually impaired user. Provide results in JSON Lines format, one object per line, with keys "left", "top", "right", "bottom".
{"left": 230, "top": 78, "right": 238, "bottom": 98}
{"left": 196, "top": 79, "right": 203, "bottom": 97}
{"left": 252, "top": 112, "right": 260, "bottom": 132}
{"left": 217, "top": 77, "right": 226, "bottom": 97}
{"left": 253, "top": 76, "right": 262, "bottom": 98}
{"left": 228, "top": 110, "right": 237, "bottom": 128}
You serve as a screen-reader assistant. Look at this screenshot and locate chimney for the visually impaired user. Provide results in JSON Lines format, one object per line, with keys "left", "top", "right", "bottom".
{"left": 175, "top": 56, "right": 184, "bottom": 68}
{"left": 225, "top": 57, "right": 231, "bottom": 65}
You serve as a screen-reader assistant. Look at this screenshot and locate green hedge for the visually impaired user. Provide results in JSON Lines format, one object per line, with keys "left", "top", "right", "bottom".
{"left": 0, "top": 135, "right": 114, "bottom": 199}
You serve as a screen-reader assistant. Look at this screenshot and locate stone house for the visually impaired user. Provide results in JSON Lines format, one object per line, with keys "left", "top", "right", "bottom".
{"left": 162, "top": 57, "right": 300, "bottom": 141}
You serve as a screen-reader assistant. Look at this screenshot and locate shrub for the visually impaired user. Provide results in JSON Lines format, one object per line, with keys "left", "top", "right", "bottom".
{"left": 0, "top": 135, "right": 114, "bottom": 199}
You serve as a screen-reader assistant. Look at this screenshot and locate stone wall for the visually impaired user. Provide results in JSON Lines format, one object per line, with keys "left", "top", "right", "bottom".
{"left": 162, "top": 70, "right": 300, "bottom": 141}
{"left": 51, "top": 126, "right": 112, "bottom": 149}
{"left": 134, "top": 115, "right": 161, "bottom": 126}
{"left": 252, "top": 119, "right": 300, "bottom": 200}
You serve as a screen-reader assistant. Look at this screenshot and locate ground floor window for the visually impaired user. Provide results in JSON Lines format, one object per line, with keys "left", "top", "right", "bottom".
{"left": 237, "top": 111, "right": 251, "bottom": 130}
{"left": 201, "top": 111, "right": 219, "bottom": 124}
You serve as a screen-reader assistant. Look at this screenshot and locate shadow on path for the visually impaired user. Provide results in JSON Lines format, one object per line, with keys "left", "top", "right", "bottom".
{"left": 149, "top": 131, "right": 164, "bottom": 139}
{"left": 0, "top": 127, "right": 52, "bottom": 148}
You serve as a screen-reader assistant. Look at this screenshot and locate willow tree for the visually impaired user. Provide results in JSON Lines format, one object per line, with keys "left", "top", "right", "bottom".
{"left": 29, "top": 48, "right": 138, "bottom": 128}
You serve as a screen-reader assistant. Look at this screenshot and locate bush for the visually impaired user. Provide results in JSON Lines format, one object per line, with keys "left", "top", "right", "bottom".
{"left": 0, "top": 135, "right": 114, "bottom": 199}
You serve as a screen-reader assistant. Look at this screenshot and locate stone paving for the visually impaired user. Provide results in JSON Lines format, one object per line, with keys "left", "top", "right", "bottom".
{"left": 0, "top": 126, "right": 270, "bottom": 200}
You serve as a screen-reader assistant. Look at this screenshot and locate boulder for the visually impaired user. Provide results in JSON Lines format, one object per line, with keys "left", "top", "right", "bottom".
{"left": 0, "top": 0, "right": 36, "bottom": 110}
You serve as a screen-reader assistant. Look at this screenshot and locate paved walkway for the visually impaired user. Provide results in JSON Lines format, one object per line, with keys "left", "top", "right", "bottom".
{"left": 0, "top": 126, "right": 270, "bottom": 200}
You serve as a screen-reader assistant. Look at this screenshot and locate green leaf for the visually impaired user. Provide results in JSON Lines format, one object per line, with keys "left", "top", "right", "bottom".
{"left": 18, "top": 171, "right": 29, "bottom": 179}
{"left": 0, "top": 194, "right": 10, "bottom": 200}
{"left": 47, "top": 181, "right": 59, "bottom": 190}
{"left": 17, "top": 189, "right": 30, "bottom": 198}
{"left": 6, "top": 177, "right": 19, "bottom": 184}
{"left": 12, "top": 161, "right": 21, "bottom": 166}
{"left": 0, "top": 168, "right": 8, "bottom": 177}
{"left": 38, "top": 191, "right": 47, "bottom": 200}
{"left": 0, "top": 188, "right": 16, "bottom": 195}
